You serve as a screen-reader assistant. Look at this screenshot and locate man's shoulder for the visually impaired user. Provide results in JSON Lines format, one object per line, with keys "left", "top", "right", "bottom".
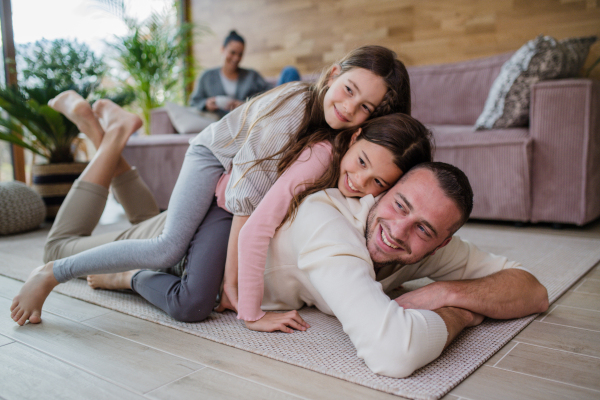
{"left": 295, "top": 189, "right": 374, "bottom": 232}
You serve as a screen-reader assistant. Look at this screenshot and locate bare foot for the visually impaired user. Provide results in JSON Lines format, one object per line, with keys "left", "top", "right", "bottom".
{"left": 48, "top": 90, "right": 105, "bottom": 149}
{"left": 93, "top": 100, "right": 143, "bottom": 141}
{"left": 10, "top": 262, "right": 59, "bottom": 326}
{"left": 87, "top": 270, "right": 137, "bottom": 290}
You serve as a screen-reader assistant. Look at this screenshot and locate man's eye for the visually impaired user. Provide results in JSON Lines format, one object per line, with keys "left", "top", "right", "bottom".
{"left": 417, "top": 225, "right": 431, "bottom": 238}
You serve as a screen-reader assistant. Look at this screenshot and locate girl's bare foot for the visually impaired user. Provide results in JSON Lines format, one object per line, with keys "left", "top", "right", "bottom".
{"left": 10, "top": 262, "right": 59, "bottom": 326}
{"left": 87, "top": 270, "right": 137, "bottom": 290}
{"left": 92, "top": 100, "right": 143, "bottom": 141}
{"left": 48, "top": 90, "right": 105, "bottom": 149}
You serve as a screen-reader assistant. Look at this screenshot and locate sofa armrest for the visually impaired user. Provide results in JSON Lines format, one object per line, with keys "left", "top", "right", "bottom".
{"left": 530, "top": 79, "right": 600, "bottom": 225}
{"left": 150, "top": 107, "right": 177, "bottom": 135}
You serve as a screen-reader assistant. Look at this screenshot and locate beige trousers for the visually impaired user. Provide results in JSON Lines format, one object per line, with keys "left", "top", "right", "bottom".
{"left": 43, "top": 168, "right": 167, "bottom": 263}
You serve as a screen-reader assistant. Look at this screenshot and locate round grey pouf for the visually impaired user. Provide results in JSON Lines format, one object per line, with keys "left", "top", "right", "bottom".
{"left": 0, "top": 181, "right": 46, "bottom": 235}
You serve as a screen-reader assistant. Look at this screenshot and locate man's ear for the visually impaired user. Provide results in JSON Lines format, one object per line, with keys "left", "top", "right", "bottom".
{"left": 350, "top": 128, "right": 362, "bottom": 146}
{"left": 430, "top": 236, "right": 453, "bottom": 256}
{"left": 327, "top": 64, "right": 342, "bottom": 86}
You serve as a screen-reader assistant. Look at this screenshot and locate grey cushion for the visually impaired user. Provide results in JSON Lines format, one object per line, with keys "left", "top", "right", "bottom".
{"left": 0, "top": 181, "right": 46, "bottom": 235}
{"left": 164, "top": 102, "right": 219, "bottom": 134}
{"left": 475, "top": 35, "right": 597, "bottom": 130}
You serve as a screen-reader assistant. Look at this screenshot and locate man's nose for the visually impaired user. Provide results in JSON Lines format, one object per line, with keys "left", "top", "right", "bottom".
{"left": 389, "top": 218, "right": 410, "bottom": 242}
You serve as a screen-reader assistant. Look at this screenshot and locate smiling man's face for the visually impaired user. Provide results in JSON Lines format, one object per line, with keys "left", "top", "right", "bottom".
{"left": 365, "top": 168, "right": 462, "bottom": 267}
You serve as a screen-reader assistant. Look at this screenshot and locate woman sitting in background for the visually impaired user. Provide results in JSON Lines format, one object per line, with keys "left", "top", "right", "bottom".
{"left": 189, "top": 30, "right": 270, "bottom": 117}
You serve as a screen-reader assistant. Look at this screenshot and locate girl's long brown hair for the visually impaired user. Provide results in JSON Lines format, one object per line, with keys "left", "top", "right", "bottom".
{"left": 279, "top": 113, "right": 434, "bottom": 228}
{"left": 232, "top": 45, "right": 412, "bottom": 186}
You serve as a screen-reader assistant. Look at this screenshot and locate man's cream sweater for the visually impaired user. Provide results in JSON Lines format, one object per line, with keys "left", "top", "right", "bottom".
{"left": 261, "top": 188, "right": 521, "bottom": 378}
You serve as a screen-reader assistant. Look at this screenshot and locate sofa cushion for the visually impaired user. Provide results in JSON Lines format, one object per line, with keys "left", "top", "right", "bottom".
{"left": 475, "top": 35, "right": 597, "bottom": 130}
{"left": 429, "top": 125, "right": 532, "bottom": 221}
{"left": 408, "top": 53, "right": 512, "bottom": 126}
{"left": 164, "top": 102, "right": 219, "bottom": 134}
{"left": 124, "top": 133, "right": 197, "bottom": 210}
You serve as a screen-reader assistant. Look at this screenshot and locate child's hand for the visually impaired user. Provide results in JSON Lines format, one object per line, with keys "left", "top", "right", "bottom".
{"left": 245, "top": 311, "right": 310, "bottom": 333}
{"left": 216, "top": 284, "right": 238, "bottom": 313}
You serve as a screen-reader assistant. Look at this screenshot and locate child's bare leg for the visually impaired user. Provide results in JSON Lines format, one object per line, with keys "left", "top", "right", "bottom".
{"left": 48, "top": 91, "right": 132, "bottom": 179}
{"left": 78, "top": 100, "right": 142, "bottom": 189}
{"left": 87, "top": 270, "right": 138, "bottom": 290}
{"left": 10, "top": 262, "right": 59, "bottom": 325}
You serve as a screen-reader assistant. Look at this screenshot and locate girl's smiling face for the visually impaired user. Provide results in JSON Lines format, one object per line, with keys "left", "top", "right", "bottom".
{"left": 323, "top": 66, "right": 387, "bottom": 130}
{"left": 338, "top": 129, "right": 403, "bottom": 198}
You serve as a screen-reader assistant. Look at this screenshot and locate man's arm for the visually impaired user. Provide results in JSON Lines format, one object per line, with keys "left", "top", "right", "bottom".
{"left": 395, "top": 268, "right": 549, "bottom": 319}
{"left": 435, "top": 307, "right": 484, "bottom": 348}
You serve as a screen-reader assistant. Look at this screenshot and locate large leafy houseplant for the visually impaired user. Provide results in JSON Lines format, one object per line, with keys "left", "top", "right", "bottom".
{"left": 0, "top": 39, "right": 107, "bottom": 164}
{"left": 103, "top": 1, "right": 200, "bottom": 133}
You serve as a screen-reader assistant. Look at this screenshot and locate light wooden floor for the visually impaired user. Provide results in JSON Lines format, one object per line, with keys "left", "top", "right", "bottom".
{"left": 1, "top": 205, "right": 599, "bottom": 399}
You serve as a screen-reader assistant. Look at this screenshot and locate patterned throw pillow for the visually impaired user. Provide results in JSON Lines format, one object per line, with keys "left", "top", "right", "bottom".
{"left": 475, "top": 35, "right": 597, "bottom": 130}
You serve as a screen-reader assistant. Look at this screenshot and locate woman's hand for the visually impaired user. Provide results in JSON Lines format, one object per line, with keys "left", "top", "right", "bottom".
{"left": 245, "top": 311, "right": 310, "bottom": 333}
{"left": 205, "top": 97, "right": 219, "bottom": 111}
{"left": 228, "top": 99, "right": 244, "bottom": 111}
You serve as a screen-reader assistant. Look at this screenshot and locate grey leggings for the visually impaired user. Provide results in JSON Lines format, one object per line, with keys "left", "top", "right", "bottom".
{"left": 53, "top": 145, "right": 225, "bottom": 282}
{"left": 131, "top": 198, "right": 232, "bottom": 322}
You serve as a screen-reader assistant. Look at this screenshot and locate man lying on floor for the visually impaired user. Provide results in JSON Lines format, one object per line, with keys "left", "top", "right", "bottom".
{"left": 259, "top": 162, "right": 548, "bottom": 378}
{"left": 12, "top": 161, "right": 549, "bottom": 379}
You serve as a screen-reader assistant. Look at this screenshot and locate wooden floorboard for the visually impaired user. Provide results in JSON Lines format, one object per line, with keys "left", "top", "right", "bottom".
{"left": 449, "top": 365, "right": 600, "bottom": 400}
{"left": 0, "top": 297, "right": 205, "bottom": 396}
{"left": 495, "top": 342, "right": 600, "bottom": 392}
{"left": 0, "top": 341, "right": 146, "bottom": 400}
{"left": 146, "top": 367, "right": 304, "bottom": 400}
{"left": 516, "top": 321, "right": 600, "bottom": 359}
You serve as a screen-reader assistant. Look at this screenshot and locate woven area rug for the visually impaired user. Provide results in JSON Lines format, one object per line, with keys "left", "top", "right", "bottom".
{"left": 2, "top": 224, "right": 600, "bottom": 400}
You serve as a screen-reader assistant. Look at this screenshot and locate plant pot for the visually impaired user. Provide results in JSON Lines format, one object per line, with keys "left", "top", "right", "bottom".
{"left": 32, "top": 162, "right": 88, "bottom": 219}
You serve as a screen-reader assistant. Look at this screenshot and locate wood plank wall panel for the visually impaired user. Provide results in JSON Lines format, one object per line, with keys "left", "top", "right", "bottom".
{"left": 190, "top": 0, "right": 600, "bottom": 79}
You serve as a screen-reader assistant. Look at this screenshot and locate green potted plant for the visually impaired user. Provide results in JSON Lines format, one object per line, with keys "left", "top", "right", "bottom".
{"left": 102, "top": 1, "right": 200, "bottom": 133}
{"left": 0, "top": 39, "right": 107, "bottom": 217}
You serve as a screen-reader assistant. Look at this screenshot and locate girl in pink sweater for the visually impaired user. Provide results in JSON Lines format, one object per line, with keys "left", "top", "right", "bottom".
{"left": 222, "top": 113, "right": 433, "bottom": 333}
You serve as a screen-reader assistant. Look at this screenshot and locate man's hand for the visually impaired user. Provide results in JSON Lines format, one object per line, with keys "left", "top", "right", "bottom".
{"left": 245, "top": 311, "right": 310, "bottom": 333}
{"left": 394, "top": 282, "right": 446, "bottom": 311}
{"left": 435, "top": 307, "right": 485, "bottom": 349}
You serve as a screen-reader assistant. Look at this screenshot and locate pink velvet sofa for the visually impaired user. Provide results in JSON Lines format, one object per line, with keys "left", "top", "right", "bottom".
{"left": 123, "top": 53, "right": 600, "bottom": 225}
{"left": 409, "top": 53, "right": 600, "bottom": 226}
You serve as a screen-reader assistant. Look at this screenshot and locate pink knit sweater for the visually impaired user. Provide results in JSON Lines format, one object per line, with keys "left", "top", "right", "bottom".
{"left": 215, "top": 141, "right": 333, "bottom": 321}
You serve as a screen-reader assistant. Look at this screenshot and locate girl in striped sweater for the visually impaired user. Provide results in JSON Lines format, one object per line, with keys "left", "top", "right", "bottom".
{"left": 11, "top": 46, "right": 419, "bottom": 328}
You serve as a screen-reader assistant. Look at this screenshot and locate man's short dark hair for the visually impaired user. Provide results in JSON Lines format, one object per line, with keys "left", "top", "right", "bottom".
{"left": 406, "top": 162, "right": 474, "bottom": 233}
